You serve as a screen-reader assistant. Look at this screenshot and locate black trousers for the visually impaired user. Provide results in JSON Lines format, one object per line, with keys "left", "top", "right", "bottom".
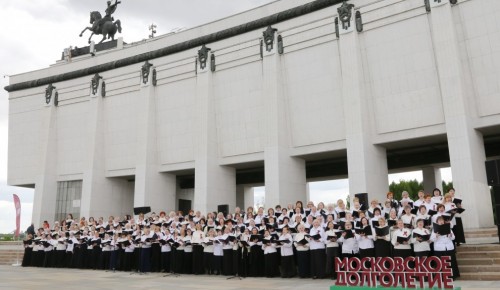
{"left": 212, "top": 255, "right": 222, "bottom": 274}
{"left": 434, "top": 250, "right": 460, "bottom": 279}
{"left": 264, "top": 252, "right": 279, "bottom": 277}
{"left": 296, "top": 250, "right": 310, "bottom": 278}
{"left": 280, "top": 255, "right": 295, "bottom": 278}
{"left": 192, "top": 245, "right": 204, "bottom": 274}
{"left": 222, "top": 249, "right": 233, "bottom": 275}
{"left": 140, "top": 247, "right": 152, "bottom": 273}
{"left": 22, "top": 248, "right": 32, "bottom": 267}
{"left": 161, "top": 251, "right": 171, "bottom": 272}
{"left": 204, "top": 252, "right": 213, "bottom": 274}
{"left": 310, "top": 249, "right": 326, "bottom": 278}
{"left": 325, "top": 246, "right": 339, "bottom": 278}
{"left": 123, "top": 252, "right": 135, "bottom": 271}
{"left": 184, "top": 251, "right": 193, "bottom": 274}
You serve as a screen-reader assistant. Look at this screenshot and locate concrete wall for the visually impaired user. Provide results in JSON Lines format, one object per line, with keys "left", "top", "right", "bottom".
{"left": 6, "top": 0, "right": 499, "bottom": 228}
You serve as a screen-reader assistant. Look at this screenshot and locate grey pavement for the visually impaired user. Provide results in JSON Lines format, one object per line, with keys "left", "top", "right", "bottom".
{"left": 0, "top": 265, "right": 499, "bottom": 290}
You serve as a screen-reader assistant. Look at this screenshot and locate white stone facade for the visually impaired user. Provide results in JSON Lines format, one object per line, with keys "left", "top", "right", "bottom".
{"left": 6, "top": 0, "right": 499, "bottom": 229}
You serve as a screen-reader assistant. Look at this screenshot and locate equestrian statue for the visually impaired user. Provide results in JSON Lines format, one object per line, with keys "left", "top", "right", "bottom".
{"left": 80, "top": 0, "right": 123, "bottom": 44}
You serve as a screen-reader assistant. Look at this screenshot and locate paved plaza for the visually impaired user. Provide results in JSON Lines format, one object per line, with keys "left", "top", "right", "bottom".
{"left": 0, "top": 266, "right": 498, "bottom": 290}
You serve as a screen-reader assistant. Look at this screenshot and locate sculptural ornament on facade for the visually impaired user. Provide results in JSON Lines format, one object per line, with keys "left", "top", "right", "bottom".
{"left": 338, "top": 1, "right": 355, "bottom": 30}
{"left": 80, "top": 0, "right": 123, "bottom": 44}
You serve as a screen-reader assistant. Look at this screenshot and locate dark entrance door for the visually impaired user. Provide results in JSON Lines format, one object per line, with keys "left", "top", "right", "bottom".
{"left": 179, "top": 199, "right": 192, "bottom": 215}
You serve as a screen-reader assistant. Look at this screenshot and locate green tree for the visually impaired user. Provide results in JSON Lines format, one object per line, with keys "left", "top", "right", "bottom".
{"left": 389, "top": 179, "right": 423, "bottom": 201}
{"left": 442, "top": 181, "right": 454, "bottom": 194}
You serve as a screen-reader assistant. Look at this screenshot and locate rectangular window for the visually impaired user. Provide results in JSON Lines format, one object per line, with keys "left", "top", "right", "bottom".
{"left": 54, "top": 180, "right": 82, "bottom": 223}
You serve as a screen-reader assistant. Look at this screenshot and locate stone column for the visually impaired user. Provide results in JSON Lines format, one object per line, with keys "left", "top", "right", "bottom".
{"left": 134, "top": 62, "right": 177, "bottom": 214}
{"left": 422, "top": 166, "right": 443, "bottom": 194}
{"left": 429, "top": 0, "right": 494, "bottom": 228}
{"left": 194, "top": 49, "right": 236, "bottom": 214}
{"left": 337, "top": 6, "right": 389, "bottom": 204}
{"left": 79, "top": 75, "right": 115, "bottom": 218}
{"left": 236, "top": 185, "right": 256, "bottom": 210}
{"left": 32, "top": 86, "right": 58, "bottom": 226}
{"left": 262, "top": 27, "right": 307, "bottom": 208}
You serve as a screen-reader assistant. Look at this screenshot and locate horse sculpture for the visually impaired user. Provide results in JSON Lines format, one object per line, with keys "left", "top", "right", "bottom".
{"left": 80, "top": 11, "right": 122, "bottom": 44}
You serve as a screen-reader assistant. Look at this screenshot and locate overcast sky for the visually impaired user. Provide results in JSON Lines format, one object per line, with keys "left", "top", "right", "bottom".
{"left": 0, "top": 0, "right": 452, "bottom": 234}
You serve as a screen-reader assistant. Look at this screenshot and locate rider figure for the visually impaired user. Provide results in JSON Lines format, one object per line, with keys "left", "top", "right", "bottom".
{"left": 97, "top": 0, "right": 121, "bottom": 33}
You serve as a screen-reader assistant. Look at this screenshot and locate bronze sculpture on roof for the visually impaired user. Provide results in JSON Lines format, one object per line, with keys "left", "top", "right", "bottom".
{"left": 79, "top": 0, "right": 123, "bottom": 44}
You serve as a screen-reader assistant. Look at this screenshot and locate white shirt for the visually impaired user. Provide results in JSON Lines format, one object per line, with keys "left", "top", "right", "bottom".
{"left": 309, "top": 226, "right": 326, "bottom": 250}
{"left": 262, "top": 237, "right": 277, "bottom": 254}
{"left": 279, "top": 233, "right": 293, "bottom": 256}
{"left": 411, "top": 227, "right": 432, "bottom": 252}
{"left": 431, "top": 231, "right": 455, "bottom": 252}
{"left": 294, "top": 232, "right": 310, "bottom": 251}
{"left": 391, "top": 228, "right": 412, "bottom": 250}
{"left": 337, "top": 230, "right": 359, "bottom": 254}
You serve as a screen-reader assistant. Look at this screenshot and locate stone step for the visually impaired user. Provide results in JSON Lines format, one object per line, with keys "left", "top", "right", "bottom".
{"left": 458, "top": 258, "right": 500, "bottom": 265}
{"left": 456, "top": 244, "right": 500, "bottom": 252}
{"left": 459, "top": 265, "right": 500, "bottom": 273}
{"left": 465, "top": 232, "right": 499, "bottom": 238}
{"left": 460, "top": 272, "right": 500, "bottom": 281}
{"left": 464, "top": 237, "right": 499, "bottom": 245}
{"left": 464, "top": 227, "right": 498, "bottom": 233}
{"left": 456, "top": 251, "right": 500, "bottom": 259}
{"left": 464, "top": 228, "right": 498, "bottom": 238}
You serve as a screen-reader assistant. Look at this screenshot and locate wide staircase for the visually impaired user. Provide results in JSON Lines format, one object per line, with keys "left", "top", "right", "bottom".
{"left": 458, "top": 227, "right": 500, "bottom": 281}
{"left": 0, "top": 241, "right": 23, "bottom": 266}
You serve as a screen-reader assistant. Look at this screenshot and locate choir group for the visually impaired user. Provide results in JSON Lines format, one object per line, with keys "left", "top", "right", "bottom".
{"left": 21, "top": 188, "right": 464, "bottom": 280}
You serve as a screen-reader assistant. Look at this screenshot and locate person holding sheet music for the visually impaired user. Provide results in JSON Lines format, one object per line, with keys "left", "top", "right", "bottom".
{"left": 423, "top": 194, "right": 435, "bottom": 212}
{"left": 248, "top": 227, "right": 264, "bottom": 277}
{"left": 183, "top": 228, "right": 194, "bottom": 274}
{"left": 431, "top": 188, "right": 443, "bottom": 205}
{"left": 416, "top": 205, "right": 432, "bottom": 230}
{"left": 432, "top": 204, "right": 452, "bottom": 225}
{"left": 337, "top": 221, "right": 359, "bottom": 259}
{"left": 192, "top": 223, "right": 205, "bottom": 275}
{"left": 448, "top": 188, "right": 466, "bottom": 246}
{"left": 262, "top": 230, "right": 279, "bottom": 277}
{"left": 431, "top": 216, "right": 460, "bottom": 279}
{"left": 411, "top": 219, "right": 432, "bottom": 257}
{"left": 90, "top": 231, "right": 102, "bottom": 270}
{"left": 413, "top": 190, "right": 426, "bottom": 208}
{"left": 278, "top": 226, "right": 295, "bottom": 278}
{"left": 391, "top": 219, "right": 413, "bottom": 259}
{"left": 212, "top": 230, "right": 224, "bottom": 275}
{"left": 309, "top": 219, "right": 326, "bottom": 279}
{"left": 139, "top": 226, "right": 153, "bottom": 273}
{"left": 22, "top": 234, "right": 33, "bottom": 267}
{"left": 356, "top": 217, "right": 375, "bottom": 259}
{"left": 325, "top": 221, "right": 340, "bottom": 280}
{"left": 369, "top": 207, "right": 383, "bottom": 228}
{"left": 367, "top": 199, "right": 381, "bottom": 218}
{"left": 294, "top": 224, "right": 310, "bottom": 278}
{"left": 150, "top": 226, "right": 162, "bottom": 272}
{"left": 123, "top": 234, "right": 135, "bottom": 271}
{"left": 400, "top": 191, "right": 413, "bottom": 206}
{"left": 386, "top": 192, "right": 399, "bottom": 210}
{"left": 202, "top": 229, "right": 215, "bottom": 274}
{"left": 373, "top": 218, "right": 391, "bottom": 258}
{"left": 400, "top": 205, "right": 416, "bottom": 229}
